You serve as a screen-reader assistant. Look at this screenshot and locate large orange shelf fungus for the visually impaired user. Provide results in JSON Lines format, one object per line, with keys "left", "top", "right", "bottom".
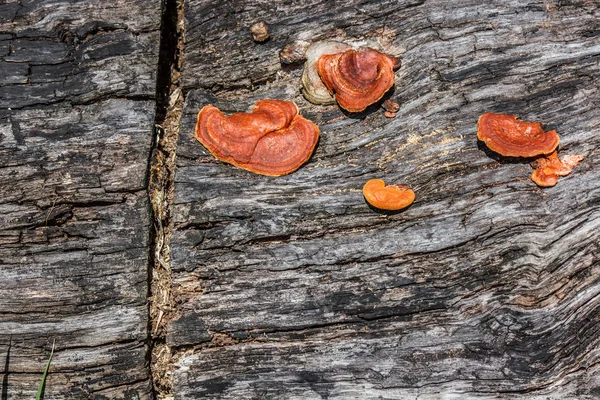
{"left": 477, "top": 112, "right": 560, "bottom": 158}
{"left": 317, "top": 49, "right": 396, "bottom": 113}
{"left": 363, "top": 179, "right": 415, "bottom": 211}
{"left": 194, "top": 100, "right": 320, "bottom": 176}
{"left": 530, "top": 151, "right": 584, "bottom": 187}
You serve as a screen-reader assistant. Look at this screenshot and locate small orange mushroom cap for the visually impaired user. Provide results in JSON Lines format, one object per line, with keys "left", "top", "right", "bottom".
{"left": 477, "top": 112, "right": 560, "bottom": 158}
{"left": 318, "top": 49, "right": 396, "bottom": 113}
{"left": 363, "top": 179, "right": 415, "bottom": 211}
{"left": 195, "top": 100, "right": 319, "bottom": 176}
{"left": 531, "top": 166, "right": 559, "bottom": 187}
{"left": 530, "top": 151, "right": 584, "bottom": 187}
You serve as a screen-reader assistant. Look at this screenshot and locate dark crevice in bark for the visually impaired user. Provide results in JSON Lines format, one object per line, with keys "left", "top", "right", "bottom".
{"left": 1, "top": 336, "right": 10, "bottom": 400}
{"left": 153, "top": 0, "right": 180, "bottom": 126}
{"left": 148, "top": 0, "right": 184, "bottom": 398}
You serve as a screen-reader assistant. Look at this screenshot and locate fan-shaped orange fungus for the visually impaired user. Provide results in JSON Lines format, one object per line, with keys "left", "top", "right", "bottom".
{"left": 301, "top": 41, "right": 352, "bottom": 105}
{"left": 194, "top": 100, "right": 320, "bottom": 176}
{"left": 530, "top": 151, "right": 584, "bottom": 187}
{"left": 363, "top": 179, "right": 415, "bottom": 211}
{"left": 477, "top": 112, "right": 559, "bottom": 158}
{"left": 317, "top": 49, "right": 396, "bottom": 112}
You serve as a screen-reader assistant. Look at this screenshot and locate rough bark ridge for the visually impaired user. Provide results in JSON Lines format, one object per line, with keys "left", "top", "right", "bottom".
{"left": 171, "top": 0, "right": 600, "bottom": 398}
{"left": 0, "top": 0, "right": 159, "bottom": 398}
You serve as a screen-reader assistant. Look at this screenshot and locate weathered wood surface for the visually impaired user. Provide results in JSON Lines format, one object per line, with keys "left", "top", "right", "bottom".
{"left": 172, "top": 0, "right": 600, "bottom": 398}
{"left": 0, "top": 0, "right": 159, "bottom": 398}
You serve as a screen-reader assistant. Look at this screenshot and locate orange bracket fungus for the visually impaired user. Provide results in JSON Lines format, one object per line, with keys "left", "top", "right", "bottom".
{"left": 530, "top": 151, "right": 584, "bottom": 187}
{"left": 317, "top": 49, "right": 397, "bottom": 112}
{"left": 363, "top": 179, "right": 415, "bottom": 211}
{"left": 301, "top": 41, "right": 352, "bottom": 105}
{"left": 477, "top": 112, "right": 559, "bottom": 158}
{"left": 195, "top": 100, "right": 319, "bottom": 176}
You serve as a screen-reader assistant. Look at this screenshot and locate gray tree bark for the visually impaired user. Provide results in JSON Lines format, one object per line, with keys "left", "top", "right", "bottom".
{"left": 171, "top": 0, "right": 600, "bottom": 398}
{"left": 0, "top": 0, "right": 160, "bottom": 398}
{"left": 1, "top": 0, "right": 599, "bottom": 399}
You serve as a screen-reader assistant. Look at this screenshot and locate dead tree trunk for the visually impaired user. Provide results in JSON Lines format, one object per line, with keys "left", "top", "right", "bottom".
{"left": 0, "top": 0, "right": 160, "bottom": 398}
{"left": 1, "top": 0, "right": 599, "bottom": 399}
{"left": 170, "top": 0, "right": 600, "bottom": 398}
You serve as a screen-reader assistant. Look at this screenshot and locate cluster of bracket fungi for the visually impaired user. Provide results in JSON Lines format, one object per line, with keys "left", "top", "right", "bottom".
{"left": 194, "top": 38, "right": 412, "bottom": 211}
{"left": 194, "top": 32, "right": 584, "bottom": 212}
{"left": 477, "top": 112, "right": 583, "bottom": 187}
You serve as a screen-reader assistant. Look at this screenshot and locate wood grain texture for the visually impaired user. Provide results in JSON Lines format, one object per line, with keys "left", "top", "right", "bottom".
{"left": 172, "top": 0, "right": 600, "bottom": 398}
{"left": 0, "top": 0, "right": 160, "bottom": 398}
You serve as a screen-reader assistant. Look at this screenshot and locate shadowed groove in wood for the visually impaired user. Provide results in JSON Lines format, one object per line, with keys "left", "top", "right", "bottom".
{"left": 148, "top": 0, "right": 186, "bottom": 397}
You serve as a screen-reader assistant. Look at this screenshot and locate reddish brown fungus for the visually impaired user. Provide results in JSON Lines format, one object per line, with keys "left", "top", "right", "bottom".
{"left": 530, "top": 151, "right": 584, "bottom": 187}
{"left": 194, "top": 100, "right": 319, "bottom": 176}
{"left": 317, "top": 49, "right": 396, "bottom": 112}
{"left": 477, "top": 112, "right": 559, "bottom": 158}
{"left": 383, "top": 99, "right": 400, "bottom": 113}
{"left": 382, "top": 99, "right": 399, "bottom": 118}
{"left": 363, "top": 179, "right": 415, "bottom": 211}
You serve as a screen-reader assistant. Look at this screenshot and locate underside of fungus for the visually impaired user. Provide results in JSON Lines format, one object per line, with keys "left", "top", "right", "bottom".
{"left": 531, "top": 151, "right": 584, "bottom": 187}
{"left": 477, "top": 112, "right": 560, "bottom": 158}
{"left": 363, "top": 179, "right": 415, "bottom": 211}
{"left": 195, "top": 100, "right": 320, "bottom": 176}
{"left": 301, "top": 41, "right": 352, "bottom": 105}
{"left": 317, "top": 49, "right": 396, "bottom": 112}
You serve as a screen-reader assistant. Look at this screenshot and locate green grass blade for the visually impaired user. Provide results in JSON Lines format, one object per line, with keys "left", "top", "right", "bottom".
{"left": 35, "top": 339, "right": 55, "bottom": 400}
